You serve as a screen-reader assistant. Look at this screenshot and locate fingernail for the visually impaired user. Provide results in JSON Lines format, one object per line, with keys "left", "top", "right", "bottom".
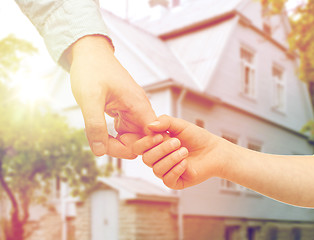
{"left": 179, "top": 147, "right": 188, "bottom": 157}
{"left": 153, "top": 134, "right": 163, "bottom": 143}
{"left": 92, "top": 142, "right": 106, "bottom": 156}
{"left": 149, "top": 121, "right": 160, "bottom": 126}
{"left": 170, "top": 138, "right": 180, "bottom": 149}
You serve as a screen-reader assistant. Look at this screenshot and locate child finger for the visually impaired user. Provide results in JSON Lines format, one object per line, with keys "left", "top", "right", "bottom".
{"left": 142, "top": 138, "right": 181, "bottom": 168}
{"left": 119, "top": 133, "right": 142, "bottom": 146}
{"left": 132, "top": 134, "right": 163, "bottom": 155}
{"left": 153, "top": 147, "right": 188, "bottom": 179}
{"left": 163, "top": 160, "right": 187, "bottom": 190}
{"left": 148, "top": 115, "right": 188, "bottom": 135}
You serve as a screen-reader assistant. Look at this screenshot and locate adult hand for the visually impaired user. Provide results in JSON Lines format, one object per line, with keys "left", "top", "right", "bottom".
{"left": 68, "top": 35, "right": 156, "bottom": 158}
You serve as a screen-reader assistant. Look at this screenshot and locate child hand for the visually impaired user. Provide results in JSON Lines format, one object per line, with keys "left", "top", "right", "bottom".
{"left": 133, "top": 115, "right": 226, "bottom": 190}
{"left": 133, "top": 133, "right": 189, "bottom": 189}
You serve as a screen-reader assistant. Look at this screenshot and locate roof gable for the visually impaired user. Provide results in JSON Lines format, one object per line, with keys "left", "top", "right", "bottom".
{"left": 165, "top": 17, "right": 238, "bottom": 91}
{"left": 134, "top": 0, "right": 244, "bottom": 37}
{"left": 101, "top": 10, "right": 199, "bottom": 90}
{"left": 238, "top": 0, "right": 291, "bottom": 48}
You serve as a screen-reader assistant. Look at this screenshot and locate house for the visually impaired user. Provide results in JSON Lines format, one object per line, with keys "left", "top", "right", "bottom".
{"left": 8, "top": 0, "right": 314, "bottom": 239}
{"left": 96, "top": 0, "right": 314, "bottom": 239}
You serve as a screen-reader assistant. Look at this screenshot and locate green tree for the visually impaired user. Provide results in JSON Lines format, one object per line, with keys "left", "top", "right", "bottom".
{"left": 261, "top": 0, "right": 314, "bottom": 82}
{"left": 261, "top": 0, "right": 314, "bottom": 140}
{"left": 0, "top": 35, "right": 100, "bottom": 240}
{"left": 0, "top": 34, "right": 37, "bottom": 81}
{"left": 0, "top": 90, "right": 99, "bottom": 240}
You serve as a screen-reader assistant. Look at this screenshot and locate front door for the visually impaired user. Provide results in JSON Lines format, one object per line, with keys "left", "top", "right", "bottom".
{"left": 91, "top": 189, "right": 119, "bottom": 240}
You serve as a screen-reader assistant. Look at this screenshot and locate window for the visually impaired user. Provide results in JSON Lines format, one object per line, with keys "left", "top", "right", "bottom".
{"left": 51, "top": 176, "right": 61, "bottom": 199}
{"left": 240, "top": 47, "right": 256, "bottom": 98}
{"left": 221, "top": 134, "right": 243, "bottom": 191}
{"left": 67, "top": 218, "right": 76, "bottom": 240}
{"left": 117, "top": 158, "right": 122, "bottom": 176}
{"left": 171, "top": 0, "right": 180, "bottom": 7}
{"left": 263, "top": 22, "right": 272, "bottom": 35}
{"left": 291, "top": 228, "right": 301, "bottom": 240}
{"left": 222, "top": 134, "right": 238, "bottom": 145}
{"left": 261, "top": 5, "right": 272, "bottom": 36}
{"left": 309, "top": 82, "right": 314, "bottom": 108}
{"left": 55, "top": 176, "right": 60, "bottom": 198}
{"left": 195, "top": 119, "right": 205, "bottom": 128}
{"left": 247, "top": 227, "right": 260, "bottom": 240}
{"left": 221, "top": 179, "right": 240, "bottom": 191}
{"left": 247, "top": 142, "right": 262, "bottom": 152}
{"left": 225, "top": 226, "right": 240, "bottom": 240}
{"left": 267, "top": 227, "right": 278, "bottom": 240}
{"left": 272, "top": 65, "right": 285, "bottom": 111}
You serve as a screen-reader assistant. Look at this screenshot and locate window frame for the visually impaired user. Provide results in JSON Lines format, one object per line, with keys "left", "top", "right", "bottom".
{"left": 240, "top": 46, "right": 256, "bottom": 99}
{"left": 272, "top": 64, "right": 286, "bottom": 113}
{"left": 220, "top": 132, "right": 245, "bottom": 192}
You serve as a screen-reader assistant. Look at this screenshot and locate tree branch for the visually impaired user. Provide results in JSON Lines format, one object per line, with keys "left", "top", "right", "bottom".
{"left": 0, "top": 159, "right": 19, "bottom": 216}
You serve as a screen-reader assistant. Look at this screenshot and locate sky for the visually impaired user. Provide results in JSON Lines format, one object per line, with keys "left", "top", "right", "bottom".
{"left": 0, "top": 0, "right": 302, "bottom": 53}
{"left": 0, "top": 0, "right": 304, "bottom": 103}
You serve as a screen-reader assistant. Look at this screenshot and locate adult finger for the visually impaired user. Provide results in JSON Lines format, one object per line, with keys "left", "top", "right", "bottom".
{"left": 81, "top": 102, "right": 108, "bottom": 156}
{"left": 106, "top": 136, "right": 137, "bottom": 159}
{"left": 120, "top": 89, "right": 157, "bottom": 135}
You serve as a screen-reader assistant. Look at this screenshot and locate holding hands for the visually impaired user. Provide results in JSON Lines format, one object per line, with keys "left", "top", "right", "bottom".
{"left": 132, "top": 115, "right": 228, "bottom": 190}
{"left": 68, "top": 35, "right": 314, "bottom": 207}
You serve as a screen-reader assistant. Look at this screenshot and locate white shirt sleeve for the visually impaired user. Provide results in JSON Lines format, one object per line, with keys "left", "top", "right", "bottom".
{"left": 15, "top": 0, "right": 112, "bottom": 71}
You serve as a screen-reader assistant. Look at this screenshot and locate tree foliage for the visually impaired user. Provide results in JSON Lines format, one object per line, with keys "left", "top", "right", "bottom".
{"left": 0, "top": 34, "right": 37, "bottom": 81}
{"left": 0, "top": 35, "right": 99, "bottom": 240}
{"left": 0, "top": 84, "right": 99, "bottom": 240}
{"left": 262, "top": 0, "right": 314, "bottom": 82}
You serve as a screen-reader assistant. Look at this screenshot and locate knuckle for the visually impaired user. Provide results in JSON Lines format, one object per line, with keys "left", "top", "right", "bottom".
{"left": 161, "top": 141, "right": 171, "bottom": 153}
{"left": 85, "top": 119, "right": 105, "bottom": 131}
{"left": 153, "top": 165, "right": 163, "bottom": 179}
{"left": 163, "top": 176, "right": 173, "bottom": 189}
{"left": 152, "top": 167, "right": 160, "bottom": 178}
{"left": 131, "top": 144, "right": 140, "bottom": 156}
{"left": 159, "top": 114, "right": 168, "bottom": 121}
{"left": 127, "top": 154, "right": 138, "bottom": 160}
{"left": 143, "top": 138, "right": 154, "bottom": 150}
{"left": 142, "top": 154, "right": 152, "bottom": 168}
{"left": 171, "top": 167, "right": 181, "bottom": 177}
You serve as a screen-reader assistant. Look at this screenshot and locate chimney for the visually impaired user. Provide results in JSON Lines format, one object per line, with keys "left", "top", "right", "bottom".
{"left": 149, "top": 0, "right": 169, "bottom": 8}
{"left": 170, "top": 0, "right": 181, "bottom": 7}
{"left": 149, "top": 0, "right": 183, "bottom": 8}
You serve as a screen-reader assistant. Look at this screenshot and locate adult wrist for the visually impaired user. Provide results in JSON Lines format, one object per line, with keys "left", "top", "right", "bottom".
{"left": 66, "top": 34, "right": 114, "bottom": 65}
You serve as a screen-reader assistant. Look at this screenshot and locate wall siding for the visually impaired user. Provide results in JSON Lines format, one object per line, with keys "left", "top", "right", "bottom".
{"left": 119, "top": 201, "right": 178, "bottom": 240}
{"left": 183, "top": 216, "right": 314, "bottom": 240}
{"left": 179, "top": 96, "right": 314, "bottom": 221}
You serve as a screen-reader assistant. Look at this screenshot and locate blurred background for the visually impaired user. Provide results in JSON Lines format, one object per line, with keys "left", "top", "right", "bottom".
{"left": 1, "top": 0, "right": 314, "bottom": 240}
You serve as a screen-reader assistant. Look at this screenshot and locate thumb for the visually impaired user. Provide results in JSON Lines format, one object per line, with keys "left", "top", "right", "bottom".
{"left": 81, "top": 103, "right": 108, "bottom": 156}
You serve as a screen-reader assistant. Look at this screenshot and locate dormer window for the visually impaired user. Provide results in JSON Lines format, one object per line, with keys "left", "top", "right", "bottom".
{"left": 261, "top": 4, "right": 272, "bottom": 36}
{"left": 171, "top": 0, "right": 180, "bottom": 7}
{"left": 263, "top": 22, "right": 272, "bottom": 35}
{"left": 240, "top": 47, "right": 256, "bottom": 99}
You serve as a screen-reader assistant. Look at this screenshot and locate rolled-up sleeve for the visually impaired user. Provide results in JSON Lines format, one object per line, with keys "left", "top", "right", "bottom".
{"left": 15, "top": 0, "right": 111, "bottom": 71}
